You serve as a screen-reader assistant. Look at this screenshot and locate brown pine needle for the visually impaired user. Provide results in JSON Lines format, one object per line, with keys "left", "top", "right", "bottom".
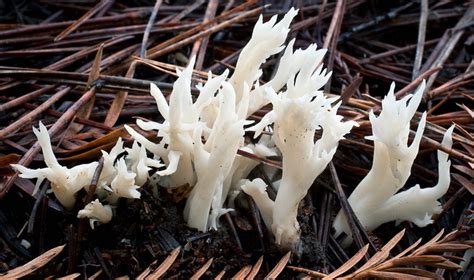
{"left": 143, "top": 247, "right": 181, "bottom": 280}
{"left": 324, "top": 244, "right": 369, "bottom": 279}
{"left": 231, "top": 265, "right": 252, "bottom": 279}
{"left": 190, "top": 258, "right": 214, "bottom": 280}
{"left": 214, "top": 269, "right": 226, "bottom": 280}
{"left": 246, "top": 256, "right": 264, "bottom": 280}
{"left": 265, "top": 251, "right": 291, "bottom": 280}
{"left": 3, "top": 244, "right": 65, "bottom": 278}
{"left": 54, "top": 0, "right": 112, "bottom": 42}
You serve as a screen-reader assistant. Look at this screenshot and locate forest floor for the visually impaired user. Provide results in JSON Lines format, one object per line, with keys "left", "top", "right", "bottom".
{"left": 0, "top": 0, "right": 472, "bottom": 279}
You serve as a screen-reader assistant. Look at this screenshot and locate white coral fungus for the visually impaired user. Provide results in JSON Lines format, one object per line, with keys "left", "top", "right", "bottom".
{"left": 240, "top": 9, "right": 356, "bottom": 250}
{"left": 77, "top": 199, "right": 113, "bottom": 229}
{"left": 333, "top": 81, "right": 455, "bottom": 244}
{"left": 13, "top": 124, "right": 157, "bottom": 227}
{"left": 11, "top": 122, "right": 98, "bottom": 209}
{"left": 184, "top": 82, "right": 246, "bottom": 231}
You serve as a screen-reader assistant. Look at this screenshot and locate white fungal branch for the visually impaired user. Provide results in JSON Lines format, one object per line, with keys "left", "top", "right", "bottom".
{"left": 77, "top": 199, "right": 113, "bottom": 229}
{"left": 111, "top": 158, "right": 141, "bottom": 199}
{"left": 184, "top": 82, "right": 246, "bottom": 231}
{"left": 246, "top": 44, "right": 356, "bottom": 249}
{"left": 333, "top": 81, "right": 455, "bottom": 244}
{"left": 127, "top": 57, "right": 228, "bottom": 188}
{"left": 125, "top": 141, "right": 163, "bottom": 187}
{"left": 13, "top": 123, "right": 158, "bottom": 228}
{"left": 229, "top": 8, "right": 297, "bottom": 103}
{"left": 241, "top": 178, "right": 274, "bottom": 230}
{"left": 12, "top": 122, "right": 98, "bottom": 209}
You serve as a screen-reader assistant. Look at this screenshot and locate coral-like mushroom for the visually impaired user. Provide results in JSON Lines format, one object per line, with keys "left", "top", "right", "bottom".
{"left": 241, "top": 178, "right": 274, "bottom": 230}
{"left": 12, "top": 122, "right": 97, "bottom": 209}
{"left": 77, "top": 199, "right": 113, "bottom": 229}
{"left": 110, "top": 158, "right": 141, "bottom": 199}
{"left": 333, "top": 81, "right": 455, "bottom": 244}
{"left": 98, "top": 137, "right": 125, "bottom": 188}
{"left": 229, "top": 8, "right": 297, "bottom": 104}
{"left": 126, "top": 57, "right": 227, "bottom": 188}
{"left": 125, "top": 141, "right": 163, "bottom": 186}
{"left": 184, "top": 82, "right": 246, "bottom": 231}
{"left": 248, "top": 65, "right": 356, "bottom": 250}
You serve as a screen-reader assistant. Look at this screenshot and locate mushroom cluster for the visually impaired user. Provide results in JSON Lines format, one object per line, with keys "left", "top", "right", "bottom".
{"left": 13, "top": 8, "right": 455, "bottom": 252}
{"left": 12, "top": 123, "right": 161, "bottom": 228}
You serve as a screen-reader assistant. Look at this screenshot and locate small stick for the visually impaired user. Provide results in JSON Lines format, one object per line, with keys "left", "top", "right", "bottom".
{"left": 265, "top": 251, "right": 291, "bottom": 279}
{"left": 0, "top": 87, "right": 71, "bottom": 139}
{"left": 0, "top": 11, "right": 145, "bottom": 38}
{"left": 190, "top": 258, "right": 213, "bottom": 280}
{"left": 0, "top": 47, "right": 85, "bottom": 58}
{"left": 318, "top": 190, "right": 334, "bottom": 254}
{"left": 94, "top": 247, "right": 112, "bottom": 279}
{"left": 27, "top": 182, "right": 50, "bottom": 235}
{"left": 248, "top": 195, "right": 265, "bottom": 250}
{"left": 38, "top": 195, "right": 48, "bottom": 254}
{"left": 140, "top": 0, "right": 163, "bottom": 58}
{"left": 147, "top": 6, "right": 264, "bottom": 60}
{"left": 146, "top": 0, "right": 258, "bottom": 57}
{"left": 329, "top": 162, "right": 376, "bottom": 258}
{"left": 323, "top": 0, "right": 345, "bottom": 49}
{"left": 192, "top": 0, "right": 219, "bottom": 71}
{"left": 67, "top": 225, "right": 77, "bottom": 274}
{"left": 224, "top": 213, "right": 243, "bottom": 251}
{"left": 360, "top": 39, "right": 437, "bottom": 64}
{"left": 422, "top": 5, "right": 474, "bottom": 91}
{"left": 85, "top": 157, "right": 105, "bottom": 205}
{"left": 103, "top": 62, "right": 137, "bottom": 127}
{"left": 394, "top": 67, "right": 441, "bottom": 98}
{"left": 54, "top": 0, "right": 113, "bottom": 42}
{"left": 0, "top": 85, "right": 54, "bottom": 112}
{"left": 412, "top": 0, "right": 429, "bottom": 79}
{"left": 323, "top": 0, "right": 346, "bottom": 93}
{"left": 0, "top": 68, "right": 173, "bottom": 93}
{"left": 167, "top": 0, "right": 206, "bottom": 23}
{"left": 144, "top": 247, "right": 181, "bottom": 279}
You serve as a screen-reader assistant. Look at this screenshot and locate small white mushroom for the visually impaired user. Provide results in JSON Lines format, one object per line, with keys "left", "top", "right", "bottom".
{"left": 111, "top": 158, "right": 140, "bottom": 199}
{"left": 77, "top": 199, "right": 113, "bottom": 229}
{"left": 12, "top": 122, "right": 97, "bottom": 209}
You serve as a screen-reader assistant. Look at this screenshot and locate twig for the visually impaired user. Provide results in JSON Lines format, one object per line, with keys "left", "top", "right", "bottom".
{"left": 54, "top": 0, "right": 113, "bottom": 42}
{"left": 421, "top": 5, "right": 474, "bottom": 92}
{"left": 360, "top": 39, "right": 437, "bottom": 64}
{"left": 192, "top": 0, "right": 219, "bottom": 71}
{"left": 103, "top": 62, "right": 137, "bottom": 127}
{"left": 412, "top": 0, "right": 429, "bottom": 79}
{"left": 323, "top": 0, "right": 346, "bottom": 93}
{"left": 147, "top": 6, "right": 265, "bottom": 59}
{"left": 224, "top": 212, "right": 243, "bottom": 251}
{"left": 143, "top": 247, "right": 181, "bottom": 279}
{"left": 0, "top": 85, "right": 54, "bottom": 112}
{"left": 0, "top": 87, "right": 71, "bottom": 139}
{"left": 140, "top": 0, "right": 163, "bottom": 58}
{"left": 329, "top": 162, "right": 375, "bottom": 259}
{"left": 3, "top": 244, "right": 65, "bottom": 278}
{"left": 394, "top": 67, "right": 441, "bottom": 98}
